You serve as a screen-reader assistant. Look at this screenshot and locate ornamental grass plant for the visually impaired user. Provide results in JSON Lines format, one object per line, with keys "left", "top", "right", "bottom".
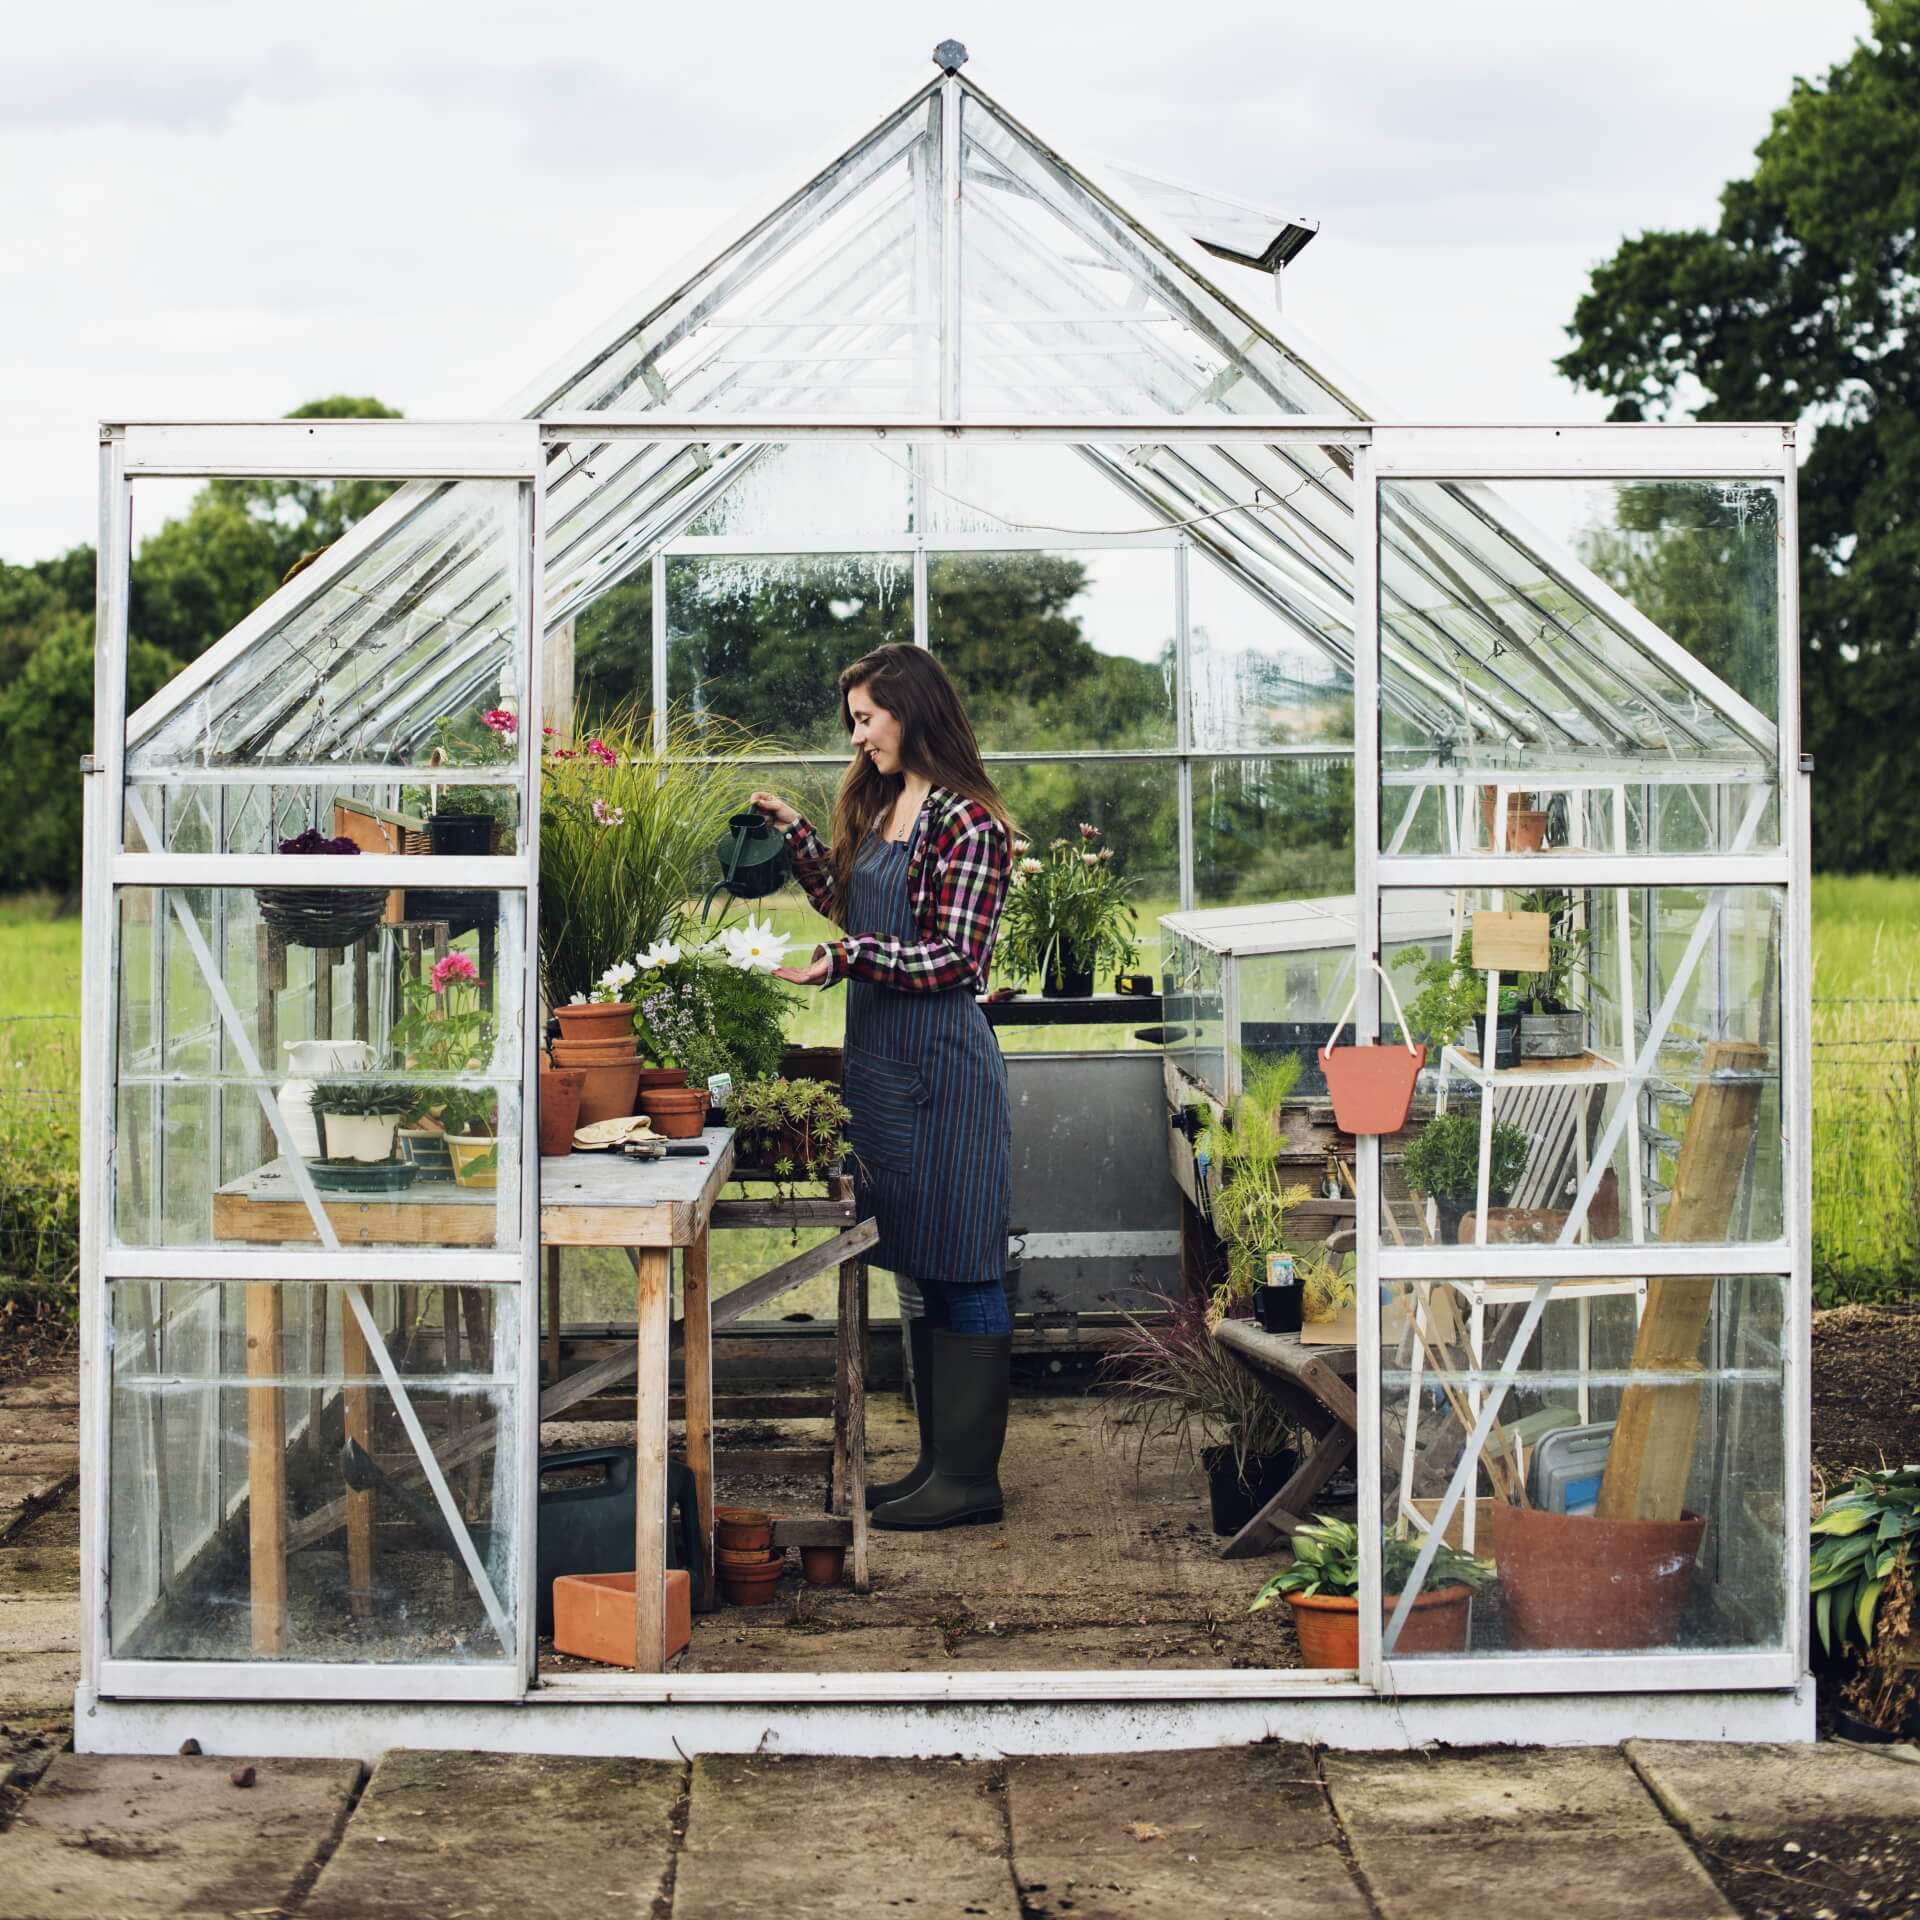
{"left": 538, "top": 705, "right": 770, "bottom": 1009}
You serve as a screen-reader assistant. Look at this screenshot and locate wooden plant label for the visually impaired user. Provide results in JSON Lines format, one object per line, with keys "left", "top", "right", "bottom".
{"left": 1470, "top": 910, "right": 1550, "bottom": 975}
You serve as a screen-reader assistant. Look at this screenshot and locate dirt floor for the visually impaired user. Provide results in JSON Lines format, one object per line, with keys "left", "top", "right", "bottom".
{"left": 1811, "top": 1303, "right": 1920, "bottom": 1481}
{"left": 542, "top": 1385, "right": 1303, "bottom": 1675}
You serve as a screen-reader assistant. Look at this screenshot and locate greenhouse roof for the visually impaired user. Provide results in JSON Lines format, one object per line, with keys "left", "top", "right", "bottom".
{"left": 125, "top": 52, "right": 1776, "bottom": 774}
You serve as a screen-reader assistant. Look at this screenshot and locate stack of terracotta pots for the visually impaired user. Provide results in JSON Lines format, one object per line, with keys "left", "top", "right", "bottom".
{"left": 637, "top": 1066, "right": 709, "bottom": 1139}
{"left": 551, "top": 1002, "right": 642, "bottom": 1127}
{"left": 715, "top": 1505, "right": 786, "bottom": 1605}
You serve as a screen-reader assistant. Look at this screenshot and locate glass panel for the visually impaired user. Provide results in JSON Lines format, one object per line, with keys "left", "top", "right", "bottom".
{"left": 1188, "top": 548, "right": 1353, "bottom": 749}
{"left": 123, "top": 779, "right": 521, "bottom": 857}
{"left": 1378, "top": 479, "right": 1781, "bottom": 855}
{"left": 113, "top": 890, "right": 526, "bottom": 1252}
{"left": 683, "top": 443, "right": 912, "bottom": 540}
{"left": 920, "top": 442, "right": 1166, "bottom": 535}
{"left": 928, "top": 549, "right": 1176, "bottom": 752}
{"left": 665, "top": 553, "right": 912, "bottom": 751}
{"left": 958, "top": 95, "right": 1350, "bottom": 420}
{"left": 108, "top": 1278, "right": 519, "bottom": 1665}
{"left": 1192, "top": 755, "right": 1354, "bottom": 909}
{"left": 1376, "top": 1274, "right": 1786, "bottom": 1660}
{"left": 1379, "top": 886, "right": 1785, "bottom": 1251}
{"left": 129, "top": 480, "right": 526, "bottom": 774}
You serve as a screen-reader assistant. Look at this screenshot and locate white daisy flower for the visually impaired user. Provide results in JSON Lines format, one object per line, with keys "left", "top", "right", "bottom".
{"left": 635, "top": 939, "right": 683, "bottom": 971}
{"left": 720, "top": 914, "right": 793, "bottom": 973}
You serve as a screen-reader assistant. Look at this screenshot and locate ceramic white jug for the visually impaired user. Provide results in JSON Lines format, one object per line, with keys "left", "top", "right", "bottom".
{"left": 278, "top": 1038, "right": 375, "bottom": 1158}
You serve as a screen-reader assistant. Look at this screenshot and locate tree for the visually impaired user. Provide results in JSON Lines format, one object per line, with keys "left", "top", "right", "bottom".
{"left": 1557, "top": 0, "right": 1920, "bottom": 870}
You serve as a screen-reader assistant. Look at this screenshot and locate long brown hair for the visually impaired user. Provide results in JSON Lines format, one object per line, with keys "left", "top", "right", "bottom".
{"left": 827, "top": 644, "right": 1012, "bottom": 922}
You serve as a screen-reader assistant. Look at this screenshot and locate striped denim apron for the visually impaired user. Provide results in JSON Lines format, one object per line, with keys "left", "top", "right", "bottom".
{"left": 842, "top": 833, "right": 1011, "bottom": 1287}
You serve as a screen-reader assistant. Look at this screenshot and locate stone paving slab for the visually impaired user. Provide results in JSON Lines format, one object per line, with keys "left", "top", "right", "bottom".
{"left": 301, "top": 1748, "right": 681, "bottom": 1919}
{"left": 0, "top": 1596, "right": 78, "bottom": 1712}
{"left": 0, "top": 1752, "right": 363, "bottom": 1920}
{"left": 673, "top": 1753, "right": 1019, "bottom": 1920}
{"left": 1627, "top": 1735, "right": 1920, "bottom": 1836}
{"left": 1007, "top": 1748, "right": 1370, "bottom": 1919}
{"left": 1323, "top": 1748, "right": 1734, "bottom": 1920}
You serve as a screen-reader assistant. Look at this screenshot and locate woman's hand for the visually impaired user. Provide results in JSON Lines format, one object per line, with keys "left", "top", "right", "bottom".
{"left": 773, "top": 944, "right": 833, "bottom": 987}
{"left": 749, "top": 790, "right": 798, "bottom": 832}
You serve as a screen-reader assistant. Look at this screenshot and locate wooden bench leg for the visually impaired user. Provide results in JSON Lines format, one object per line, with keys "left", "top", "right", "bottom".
{"left": 341, "top": 1284, "right": 374, "bottom": 1620}
{"left": 682, "top": 1228, "right": 717, "bottom": 1613}
{"left": 545, "top": 1246, "right": 563, "bottom": 1386}
{"left": 245, "top": 1283, "right": 288, "bottom": 1655}
{"left": 633, "top": 1247, "right": 671, "bottom": 1671}
{"left": 840, "top": 1254, "right": 869, "bottom": 1591}
{"left": 1220, "top": 1425, "right": 1358, "bottom": 1561}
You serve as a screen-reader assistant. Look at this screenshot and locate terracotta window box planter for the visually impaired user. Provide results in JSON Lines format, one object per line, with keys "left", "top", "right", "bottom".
{"left": 551, "top": 1569, "right": 692, "bottom": 1667}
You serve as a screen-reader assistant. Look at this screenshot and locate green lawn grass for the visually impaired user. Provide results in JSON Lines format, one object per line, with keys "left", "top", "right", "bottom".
{"left": 6, "top": 878, "right": 1916, "bottom": 1305}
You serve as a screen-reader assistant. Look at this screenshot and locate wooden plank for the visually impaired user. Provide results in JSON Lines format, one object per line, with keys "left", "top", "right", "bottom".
{"left": 1470, "top": 910, "right": 1550, "bottom": 974}
{"left": 244, "top": 1283, "right": 287, "bottom": 1657}
{"left": 842, "top": 1253, "right": 869, "bottom": 1591}
{"left": 683, "top": 1228, "right": 717, "bottom": 1614}
{"left": 212, "top": 1192, "right": 500, "bottom": 1247}
{"left": 458, "top": 1286, "right": 490, "bottom": 1507}
{"left": 712, "top": 1218, "right": 880, "bottom": 1331}
{"left": 709, "top": 1198, "right": 857, "bottom": 1230}
{"left": 441, "top": 1289, "right": 466, "bottom": 1504}
{"left": 633, "top": 1248, "right": 672, "bottom": 1671}
{"left": 340, "top": 1285, "right": 374, "bottom": 1620}
{"left": 716, "top": 1448, "right": 834, "bottom": 1477}
{"left": 1595, "top": 1039, "right": 1771, "bottom": 1523}
{"left": 545, "top": 1246, "right": 563, "bottom": 1386}
{"left": 771, "top": 1515, "right": 854, "bottom": 1548}
{"left": 351, "top": 933, "right": 370, "bottom": 1040}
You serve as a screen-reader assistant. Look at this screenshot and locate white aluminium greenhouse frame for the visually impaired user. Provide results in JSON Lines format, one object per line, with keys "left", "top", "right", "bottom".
{"left": 77, "top": 413, "right": 1812, "bottom": 1759}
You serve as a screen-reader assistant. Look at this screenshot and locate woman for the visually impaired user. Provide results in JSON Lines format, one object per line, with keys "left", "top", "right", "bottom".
{"left": 752, "top": 643, "right": 1014, "bottom": 1532}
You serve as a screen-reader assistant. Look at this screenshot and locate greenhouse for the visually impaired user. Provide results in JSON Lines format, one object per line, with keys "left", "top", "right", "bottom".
{"left": 77, "top": 47, "right": 1811, "bottom": 1758}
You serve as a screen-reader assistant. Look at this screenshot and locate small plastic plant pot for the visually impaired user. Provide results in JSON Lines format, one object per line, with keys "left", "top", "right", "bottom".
{"left": 551, "top": 1568, "right": 692, "bottom": 1668}
{"left": 719, "top": 1552, "right": 788, "bottom": 1607}
{"left": 446, "top": 1136, "right": 500, "bottom": 1189}
{"left": 799, "top": 1544, "right": 847, "bottom": 1586}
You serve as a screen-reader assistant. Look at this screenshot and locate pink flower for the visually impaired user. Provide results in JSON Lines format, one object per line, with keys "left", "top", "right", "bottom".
{"left": 552, "top": 747, "right": 577, "bottom": 760}
{"left": 591, "top": 798, "right": 625, "bottom": 828}
{"left": 1078, "top": 822, "right": 1099, "bottom": 840}
{"left": 481, "top": 708, "right": 518, "bottom": 737}
{"left": 542, "top": 725, "right": 556, "bottom": 738}
{"left": 586, "top": 739, "right": 616, "bottom": 766}
{"left": 431, "top": 951, "right": 479, "bottom": 993}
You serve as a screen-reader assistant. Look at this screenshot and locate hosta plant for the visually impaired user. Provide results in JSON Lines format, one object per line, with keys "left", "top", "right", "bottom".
{"left": 1250, "top": 1516, "right": 1494, "bottom": 1607}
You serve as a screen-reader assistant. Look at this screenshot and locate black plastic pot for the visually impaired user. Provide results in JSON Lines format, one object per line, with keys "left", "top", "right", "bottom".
{"left": 406, "top": 812, "right": 498, "bottom": 931}
{"left": 1834, "top": 1706, "right": 1909, "bottom": 1744}
{"left": 1202, "top": 1445, "right": 1298, "bottom": 1537}
{"left": 1478, "top": 1009, "right": 1520, "bottom": 1068}
{"left": 1041, "top": 950, "right": 1096, "bottom": 999}
{"left": 1255, "top": 1277, "right": 1303, "bottom": 1335}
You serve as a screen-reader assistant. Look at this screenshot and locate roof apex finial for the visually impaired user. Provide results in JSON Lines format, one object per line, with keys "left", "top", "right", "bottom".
{"left": 933, "top": 39, "right": 968, "bottom": 74}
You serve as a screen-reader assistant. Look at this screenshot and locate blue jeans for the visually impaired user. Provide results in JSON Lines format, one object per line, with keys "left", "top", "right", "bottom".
{"left": 915, "top": 1274, "right": 1011, "bottom": 1337}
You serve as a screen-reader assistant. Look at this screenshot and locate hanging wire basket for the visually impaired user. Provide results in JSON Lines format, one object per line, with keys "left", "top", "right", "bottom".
{"left": 255, "top": 887, "right": 388, "bottom": 949}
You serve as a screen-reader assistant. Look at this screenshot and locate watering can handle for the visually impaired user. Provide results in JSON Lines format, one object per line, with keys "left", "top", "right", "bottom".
{"left": 1322, "top": 959, "right": 1419, "bottom": 1058}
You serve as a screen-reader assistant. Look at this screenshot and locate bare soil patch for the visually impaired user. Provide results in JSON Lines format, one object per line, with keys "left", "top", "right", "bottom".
{"left": 1811, "top": 1305, "right": 1920, "bottom": 1480}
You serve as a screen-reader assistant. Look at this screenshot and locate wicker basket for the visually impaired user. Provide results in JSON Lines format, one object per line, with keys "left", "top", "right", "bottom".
{"left": 256, "top": 887, "right": 388, "bottom": 949}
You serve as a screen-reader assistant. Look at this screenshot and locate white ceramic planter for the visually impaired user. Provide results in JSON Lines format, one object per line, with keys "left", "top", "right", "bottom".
{"left": 277, "top": 1039, "right": 375, "bottom": 1158}
{"left": 316, "top": 1111, "right": 399, "bottom": 1163}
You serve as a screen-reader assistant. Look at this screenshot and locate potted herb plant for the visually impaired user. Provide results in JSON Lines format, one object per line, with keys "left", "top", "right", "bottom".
{"left": 1099, "top": 1290, "right": 1306, "bottom": 1538}
{"left": 388, "top": 948, "right": 495, "bottom": 1175}
{"left": 995, "top": 824, "right": 1138, "bottom": 998}
{"left": 727, "top": 1076, "right": 851, "bottom": 1184}
{"left": 1190, "top": 1052, "right": 1312, "bottom": 1314}
{"left": 1811, "top": 1464, "right": 1920, "bottom": 1740}
{"left": 1400, "top": 1108, "right": 1531, "bottom": 1244}
{"left": 309, "top": 1079, "right": 416, "bottom": 1163}
{"left": 1394, "top": 940, "right": 1520, "bottom": 1068}
{"left": 1251, "top": 1516, "right": 1494, "bottom": 1667}
{"left": 1511, "top": 888, "right": 1590, "bottom": 1060}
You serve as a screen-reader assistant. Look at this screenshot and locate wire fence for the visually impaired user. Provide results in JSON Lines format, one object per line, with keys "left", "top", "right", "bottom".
{"left": 1, "top": 1003, "right": 1914, "bottom": 1309}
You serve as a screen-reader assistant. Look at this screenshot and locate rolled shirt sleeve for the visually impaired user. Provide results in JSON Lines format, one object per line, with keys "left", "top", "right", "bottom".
{"left": 823, "top": 818, "right": 1008, "bottom": 993}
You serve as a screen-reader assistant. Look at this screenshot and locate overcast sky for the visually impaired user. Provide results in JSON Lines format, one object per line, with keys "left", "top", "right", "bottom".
{"left": 0, "top": 0, "right": 1866, "bottom": 566}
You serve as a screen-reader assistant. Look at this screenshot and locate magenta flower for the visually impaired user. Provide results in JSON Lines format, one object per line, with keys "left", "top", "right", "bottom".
{"left": 481, "top": 708, "right": 518, "bottom": 737}
{"left": 586, "top": 739, "right": 617, "bottom": 766}
{"left": 431, "top": 951, "right": 479, "bottom": 993}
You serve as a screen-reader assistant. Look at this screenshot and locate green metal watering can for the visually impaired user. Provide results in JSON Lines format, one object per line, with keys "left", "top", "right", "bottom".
{"left": 700, "top": 810, "right": 790, "bottom": 918}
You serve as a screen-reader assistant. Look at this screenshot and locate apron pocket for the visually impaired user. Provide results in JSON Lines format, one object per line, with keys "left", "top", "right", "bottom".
{"left": 844, "top": 1046, "right": 929, "bottom": 1175}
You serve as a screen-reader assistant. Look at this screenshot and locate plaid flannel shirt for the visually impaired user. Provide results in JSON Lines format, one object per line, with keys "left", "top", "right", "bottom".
{"left": 785, "top": 787, "right": 1009, "bottom": 994}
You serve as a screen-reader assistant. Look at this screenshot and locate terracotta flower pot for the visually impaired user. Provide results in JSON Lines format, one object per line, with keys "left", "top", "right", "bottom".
{"left": 716, "top": 1518, "right": 774, "bottom": 1554}
{"left": 715, "top": 1505, "right": 770, "bottom": 1526}
{"left": 575, "top": 1061, "right": 643, "bottom": 1127}
{"left": 1288, "top": 1584, "right": 1475, "bottom": 1669}
{"left": 551, "top": 1035, "right": 642, "bottom": 1066}
{"left": 639, "top": 1084, "right": 709, "bottom": 1139}
{"left": 1508, "top": 809, "right": 1549, "bottom": 852}
{"left": 538, "top": 1066, "right": 585, "bottom": 1158}
{"left": 1489, "top": 1502, "right": 1704, "bottom": 1651}
{"left": 718, "top": 1544, "right": 780, "bottom": 1569}
{"left": 551, "top": 1569, "right": 692, "bottom": 1668}
{"left": 799, "top": 1544, "right": 846, "bottom": 1586}
{"left": 719, "top": 1552, "right": 787, "bottom": 1607}
{"left": 636, "top": 1066, "right": 691, "bottom": 1092}
{"left": 552, "top": 1001, "right": 636, "bottom": 1042}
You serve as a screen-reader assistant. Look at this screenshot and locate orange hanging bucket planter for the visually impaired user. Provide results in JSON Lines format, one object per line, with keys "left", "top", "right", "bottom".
{"left": 1319, "top": 962, "right": 1426, "bottom": 1135}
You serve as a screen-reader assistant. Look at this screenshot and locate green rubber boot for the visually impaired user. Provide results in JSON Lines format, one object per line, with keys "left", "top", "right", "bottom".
{"left": 871, "top": 1331, "right": 1010, "bottom": 1531}
{"left": 865, "top": 1316, "right": 936, "bottom": 1510}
